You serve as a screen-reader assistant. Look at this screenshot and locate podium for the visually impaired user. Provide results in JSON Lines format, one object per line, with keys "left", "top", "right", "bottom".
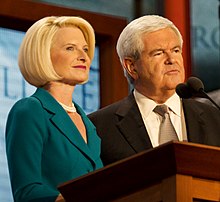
{"left": 58, "top": 142, "right": 220, "bottom": 201}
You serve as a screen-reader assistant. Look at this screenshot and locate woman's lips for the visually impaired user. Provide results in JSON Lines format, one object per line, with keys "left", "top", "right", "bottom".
{"left": 73, "top": 65, "right": 86, "bottom": 69}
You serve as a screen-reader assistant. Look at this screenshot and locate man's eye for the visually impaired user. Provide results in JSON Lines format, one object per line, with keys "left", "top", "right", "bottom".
{"left": 154, "top": 51, "right": 163, "bottom": 56}
{"left": 174, "top": 48, "right": 181, "bottom": 53}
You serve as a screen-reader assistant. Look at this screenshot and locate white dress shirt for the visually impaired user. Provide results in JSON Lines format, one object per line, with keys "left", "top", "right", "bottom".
{"left": 134, "top": 89, "right": 187, "bottom": 147}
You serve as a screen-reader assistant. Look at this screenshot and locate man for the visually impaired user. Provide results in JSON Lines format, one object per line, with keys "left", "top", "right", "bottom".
{"left": 89, "top": 15, "right": 220, "bottom": 165}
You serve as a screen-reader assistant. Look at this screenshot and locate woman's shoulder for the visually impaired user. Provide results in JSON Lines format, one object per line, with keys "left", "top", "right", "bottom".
{"left": 9, "top": 96, "right": 43, "bottom": 117}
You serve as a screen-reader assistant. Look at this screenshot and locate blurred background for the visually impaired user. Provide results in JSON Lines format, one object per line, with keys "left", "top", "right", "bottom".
{"left": 0, "top": 0, "right": 219, "bottom": 201}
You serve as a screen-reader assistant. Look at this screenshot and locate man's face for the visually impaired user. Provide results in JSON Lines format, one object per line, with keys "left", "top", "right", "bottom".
{"left": 131, "top": 27, "right": 185, "bottom": 100}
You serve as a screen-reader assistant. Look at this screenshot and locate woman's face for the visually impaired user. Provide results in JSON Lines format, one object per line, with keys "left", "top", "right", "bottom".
{"left": 50, "top": 26, "right": 91, "bottom": 85}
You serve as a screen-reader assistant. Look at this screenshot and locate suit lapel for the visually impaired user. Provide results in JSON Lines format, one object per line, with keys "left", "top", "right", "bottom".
{"left": 115, "top": 93, "right": 153, "bottom": 152}
{"left": 116, "top": 97, "right": 208, "bottom": 148}
{"left": 182, "top": 99, "right": 206, "bottom": 144}
{"left": 32, "top": 88, "right": 97, "bottom": 164}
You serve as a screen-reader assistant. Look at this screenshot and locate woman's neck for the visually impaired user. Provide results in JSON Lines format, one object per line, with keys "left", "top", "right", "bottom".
{"left": 43, "top": 81, "right": 75, "bottom": 106}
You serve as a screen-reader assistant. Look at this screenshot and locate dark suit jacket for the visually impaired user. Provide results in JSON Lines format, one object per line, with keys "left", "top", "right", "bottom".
{"left": 6, "top": 88, "right": 103, "bottom": 202}
{"left": 89, "top": 93, "right": 220, "bottom": 165}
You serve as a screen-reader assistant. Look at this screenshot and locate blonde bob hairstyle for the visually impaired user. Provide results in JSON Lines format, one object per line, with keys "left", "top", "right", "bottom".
{"left": 18, "top": 16, "right": 95, "bottom": 87}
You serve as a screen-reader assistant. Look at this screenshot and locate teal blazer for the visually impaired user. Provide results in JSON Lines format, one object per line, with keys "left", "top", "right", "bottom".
{"left": 6, "top": 88, "right": 103, "bottom": 202}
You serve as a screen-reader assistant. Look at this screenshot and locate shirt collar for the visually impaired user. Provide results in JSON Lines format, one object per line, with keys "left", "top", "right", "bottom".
{"left": 164, "top": 93, "right": 181, "bottom": 117}
{"left": 133, "top": 89, "right": 181, "bottom": 117}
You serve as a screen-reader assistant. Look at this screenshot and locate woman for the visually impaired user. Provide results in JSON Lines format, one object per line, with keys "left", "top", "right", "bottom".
{"left": 5, "top": 16, "right": 103, "bottom": 202}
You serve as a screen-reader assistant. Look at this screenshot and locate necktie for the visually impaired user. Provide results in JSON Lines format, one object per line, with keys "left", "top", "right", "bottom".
{"left": 153, "top": 104, "right": 179, "bottom": 145}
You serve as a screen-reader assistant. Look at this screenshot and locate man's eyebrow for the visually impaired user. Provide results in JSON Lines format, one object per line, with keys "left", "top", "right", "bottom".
{"left": 172, "top": 45, "right": 181, "bottom": 49}
{"left": 149, "top": 45, "right": 182, "bottom": 54}
{"left": 148, "top": 48, "right": 164, "bottom": 55}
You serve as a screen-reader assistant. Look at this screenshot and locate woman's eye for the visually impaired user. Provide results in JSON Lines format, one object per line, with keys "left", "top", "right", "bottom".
{"left": 83, "top": 47, "right": 89, "bottom": 53}
{"left": 66, "top": 46, "right": 74, "bottom": 51}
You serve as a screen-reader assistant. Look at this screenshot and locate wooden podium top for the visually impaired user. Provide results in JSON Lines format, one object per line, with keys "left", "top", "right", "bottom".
{"left": 58, "top": 141, "right": 220, "bottom": 201}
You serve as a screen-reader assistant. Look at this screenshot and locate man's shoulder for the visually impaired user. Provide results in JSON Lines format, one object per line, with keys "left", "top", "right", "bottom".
{"left": 183, "top": 98, "right": 220, "bottom": 114}
{"left": 88, "top": 94, "right": 135, "bottom": 117}
{"left": 89, "top": 96, "right": 128, "bottom": 116}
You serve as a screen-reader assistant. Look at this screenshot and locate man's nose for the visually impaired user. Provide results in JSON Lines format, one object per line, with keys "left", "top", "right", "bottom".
{"left": 165, "top": 52, "right": 175, "bottom": 64}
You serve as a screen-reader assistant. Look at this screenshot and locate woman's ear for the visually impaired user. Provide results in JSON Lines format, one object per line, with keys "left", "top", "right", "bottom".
{"left": 123, "top": 57, "right": 138, "bottom": 79}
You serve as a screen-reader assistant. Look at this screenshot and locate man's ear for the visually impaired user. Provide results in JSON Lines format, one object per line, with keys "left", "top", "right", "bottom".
{"left": 123, "top": 57, "right": 138, "bottom": 79}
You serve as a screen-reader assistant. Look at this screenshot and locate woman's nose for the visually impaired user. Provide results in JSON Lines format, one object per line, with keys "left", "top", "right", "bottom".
{"left": 77, "top": 50, "right": 87, "bottom": 62}
{"left": 77, "top": 55, "right": 86, "bottom": 62}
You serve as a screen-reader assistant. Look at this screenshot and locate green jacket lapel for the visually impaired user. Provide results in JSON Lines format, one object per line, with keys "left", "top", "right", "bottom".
{"left": 32, "top": 88, "right": 98, "bottom": 164}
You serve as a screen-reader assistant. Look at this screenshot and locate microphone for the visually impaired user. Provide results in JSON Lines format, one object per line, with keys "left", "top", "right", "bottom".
{"left": 176, "top": 77, "right": 220, "bottom": 110}
{"left": 176, "top": 83, "right": 192, "bottom": 99}
{"left": 186, "top": 76, "right": 206, "bottom": 98}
